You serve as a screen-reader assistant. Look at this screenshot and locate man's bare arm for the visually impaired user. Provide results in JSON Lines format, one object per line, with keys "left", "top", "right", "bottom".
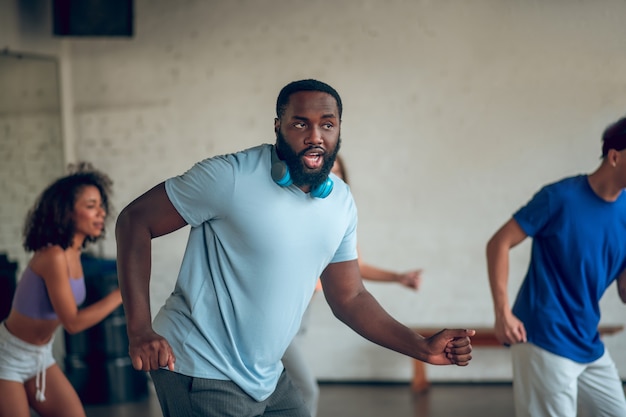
{"left": 115, "top": 182, "right": 187, "bottom": 370}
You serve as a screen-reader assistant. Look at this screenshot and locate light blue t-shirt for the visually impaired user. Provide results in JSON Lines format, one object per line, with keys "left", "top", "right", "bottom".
{"left": 154, "top": 144, "right": 358, "bottom": 401}
{"left": 512, "top": 175, "right": 626, "bottom": 363}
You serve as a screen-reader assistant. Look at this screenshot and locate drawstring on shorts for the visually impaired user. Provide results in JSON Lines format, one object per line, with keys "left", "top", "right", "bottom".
{"left": 35, "top": 350, "right": 46, "bottom": 402}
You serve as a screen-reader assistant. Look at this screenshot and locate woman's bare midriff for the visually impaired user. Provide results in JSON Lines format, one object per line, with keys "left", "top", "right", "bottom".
{"left": 4, "top": 310, "right": 59, "bottom": 345}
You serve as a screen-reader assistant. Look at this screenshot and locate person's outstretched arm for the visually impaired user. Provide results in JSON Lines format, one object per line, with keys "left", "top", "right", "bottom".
{"left": 115, "top": 182, "right": 187, "bottom": 372}
{"left": 321, "top": 260, "right": 474, "bottom": 366}
{"left": 358, "top": 257, "right": 422, "bottom": 290}
{"left": 486, "top": 218, "right": 528, "bottom": 345}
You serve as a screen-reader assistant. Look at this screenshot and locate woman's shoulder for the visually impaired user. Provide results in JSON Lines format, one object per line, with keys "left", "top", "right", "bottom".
{"left": 29, "top": 245, "right": 66, "bottom": 275}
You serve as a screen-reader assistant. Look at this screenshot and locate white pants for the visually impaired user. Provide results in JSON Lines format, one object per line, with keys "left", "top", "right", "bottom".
{"left": 511, "top": 342, "right": 626, "bottom": 417}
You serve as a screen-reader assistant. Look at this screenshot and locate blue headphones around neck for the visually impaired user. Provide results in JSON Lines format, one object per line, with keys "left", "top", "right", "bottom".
{"left": 271, "top": 146, "right": 333, "bottom": 198}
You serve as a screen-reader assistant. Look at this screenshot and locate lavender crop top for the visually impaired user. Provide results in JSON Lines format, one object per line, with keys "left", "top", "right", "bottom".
{"left": 12, "top": 267, "right": 86, "bottom": 320}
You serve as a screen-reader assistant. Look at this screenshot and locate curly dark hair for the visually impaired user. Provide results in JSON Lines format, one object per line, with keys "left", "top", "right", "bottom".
{"left": 23, "top": 162, "right": 114, "bottom": 252}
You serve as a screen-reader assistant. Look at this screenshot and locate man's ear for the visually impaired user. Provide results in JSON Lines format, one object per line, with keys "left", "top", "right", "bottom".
{"left": 607, "top": 149, "right": 621, "bottom": 168}
{"left": 274, "top": 118, "right": 279, "bottom": 135}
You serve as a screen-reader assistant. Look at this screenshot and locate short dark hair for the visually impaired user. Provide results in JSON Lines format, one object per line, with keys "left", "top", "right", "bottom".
{"left": 23, "top": 162, "right": 113, "bottom": 251}
{"left": 276, "top": 79, "right": 343, "bottom": 119}
{"left": 601, "top": 116, "right": 626, "bottom": 158}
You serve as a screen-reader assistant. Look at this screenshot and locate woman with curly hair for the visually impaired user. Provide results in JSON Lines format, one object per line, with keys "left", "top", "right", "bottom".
{"left": 0, "top": 162, "right": 123, "bottom": 417}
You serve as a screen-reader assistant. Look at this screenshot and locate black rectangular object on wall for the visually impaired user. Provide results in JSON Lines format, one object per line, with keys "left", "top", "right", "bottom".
{"left": 0, "top": 254, "right": 18, "bottom": 322}
{"left": 53, "top": 0, "right": 134, "bottom": 37}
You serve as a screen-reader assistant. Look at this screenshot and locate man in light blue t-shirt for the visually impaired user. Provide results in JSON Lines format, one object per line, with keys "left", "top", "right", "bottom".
{"left": 116, "top": 79, "right": 475, "bottom": 417}
{"left": 486, "top": 116, "right": 626, "bottom": 417}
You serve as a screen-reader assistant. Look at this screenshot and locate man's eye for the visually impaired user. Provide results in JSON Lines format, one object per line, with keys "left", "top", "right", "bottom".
{"left": 323, "top": 123, "right": 334, "bottom": 129}
{"left": 294, "top": 123, "right": 306, "bottom": 129}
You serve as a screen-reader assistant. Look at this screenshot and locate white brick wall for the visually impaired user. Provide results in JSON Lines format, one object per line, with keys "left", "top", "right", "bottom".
{"left": 0, "top": 54, "right": 65, "bottom": 277}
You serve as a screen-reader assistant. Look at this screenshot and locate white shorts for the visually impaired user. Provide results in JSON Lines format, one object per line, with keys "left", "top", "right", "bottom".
{"left": 511, "top": 342, "right": 626, "bottom": 417}
{"left": 0, "top": 321, "right": 55, "bottom": 383}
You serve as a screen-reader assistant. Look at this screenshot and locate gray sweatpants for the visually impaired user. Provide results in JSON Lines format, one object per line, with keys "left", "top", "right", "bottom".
{"left": 150, "top": 368, "right": 311, "bottom": 417}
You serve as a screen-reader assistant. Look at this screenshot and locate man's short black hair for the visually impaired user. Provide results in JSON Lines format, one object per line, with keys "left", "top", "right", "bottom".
{"left": 276, "top": 79, "right": 343, "bottom": 119}
{"left": 602, "top": 116, "right": 626, "bottom": 158}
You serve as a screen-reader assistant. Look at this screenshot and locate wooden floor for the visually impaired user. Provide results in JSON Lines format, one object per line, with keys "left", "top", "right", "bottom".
{"left": 76, "top": 381, "right": 516, "bottom": 417}
{"left": 315, "top": 382, "right": 515, "bottom": 417}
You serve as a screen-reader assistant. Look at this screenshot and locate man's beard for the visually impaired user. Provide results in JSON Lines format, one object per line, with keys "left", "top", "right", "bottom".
{"left": 275, "top": 130, "right": 341, "bottom": 189}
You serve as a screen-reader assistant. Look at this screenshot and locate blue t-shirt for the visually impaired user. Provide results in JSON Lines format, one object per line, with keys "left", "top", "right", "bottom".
{"left": 512, "top": 175, "right": 626, "bottom": 363}
{"left": 153, "top": 144, "right": 358, "bottom": 401}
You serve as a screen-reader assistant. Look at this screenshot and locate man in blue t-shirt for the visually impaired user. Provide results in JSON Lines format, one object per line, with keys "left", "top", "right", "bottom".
{"left": 116, "top": 79, "right": 475, "bottom": 417}
{"left": 486, "top": 116, "right": 626, "bottom": 417}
